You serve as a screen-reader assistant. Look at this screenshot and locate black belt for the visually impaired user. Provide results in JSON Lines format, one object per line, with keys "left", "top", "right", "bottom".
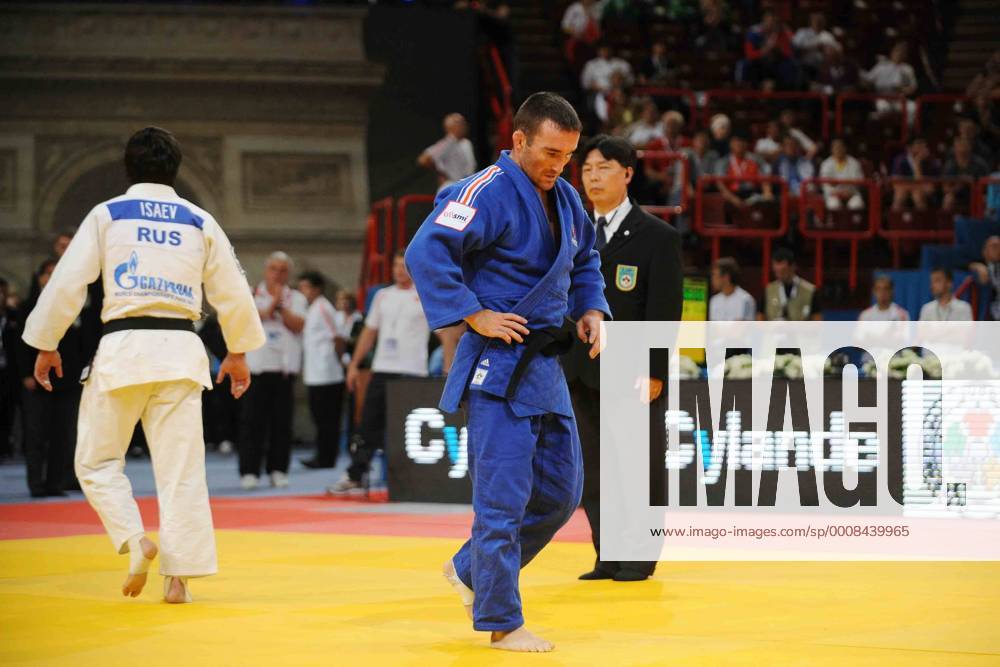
{"left": 102, "top": 316, "right": 195, "bottom": 336}
{"left": 503, "top": 317, "right": 577, "bottom": 399}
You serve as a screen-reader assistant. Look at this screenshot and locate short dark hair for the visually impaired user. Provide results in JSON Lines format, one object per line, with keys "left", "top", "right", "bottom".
{"left": 298, "top": 270, "right": 326, "bottom": 291}
{"left": 52, "top": 226, "right": 76, "bottom": 242}
{"left": 336, "top": 289, "right": 357, "bottom": 311}
{"left": 931, "top": 266, "right": 953, "bottom": 283}
{"left": 872, "top": 274, "right": 894, "bottom": 290}
{"left": 772, "top": 247, "right": 796, "bottom": 264}
{"left": 513, "top": 92, "right": 582, "bottom": 139}
{"left": 713, "top": 257, "right": 742, "bottom": 286}
{"left": 124, "top": 126, "right": 182, "bottom": 186}
{"left": 579, "top": 134, "right": 636, "bottom": 169}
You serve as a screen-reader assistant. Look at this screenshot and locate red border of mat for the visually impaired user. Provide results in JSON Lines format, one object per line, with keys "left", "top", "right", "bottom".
{"left": 0, "top": 496, "right": 591, "bottom": 542}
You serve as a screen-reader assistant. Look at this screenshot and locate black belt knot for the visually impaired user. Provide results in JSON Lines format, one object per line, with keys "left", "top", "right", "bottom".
{"left": 503, "top": 317, "right": 577, "bottom": 399}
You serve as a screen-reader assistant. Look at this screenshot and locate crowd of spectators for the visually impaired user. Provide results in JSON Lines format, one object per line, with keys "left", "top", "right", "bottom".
{"left": 558, "top": 2, "right": 1000, "bottom": 229}
{"left": 708, "top": 249, "right": 995, "bottom": 323}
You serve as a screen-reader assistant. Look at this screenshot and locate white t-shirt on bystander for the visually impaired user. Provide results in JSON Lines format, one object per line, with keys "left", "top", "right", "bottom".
{"left": 366, "top": 285, "right": 431, "bottom": 376}
{"left": 859, "top": 303, "right": 910, "bottom": 322}
{"left": 247, "top": 284, "right": 308, "bottom": 375}
{"left": 709, "top": 287, "right": 757, "bottom": 321}
{"left": 302, "top": 295, "right": 345, "bottom": 386}
{"left": 918, "top": 298, "right": 973, "bottom": 322}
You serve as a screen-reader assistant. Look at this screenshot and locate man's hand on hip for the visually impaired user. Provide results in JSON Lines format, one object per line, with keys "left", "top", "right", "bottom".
{"left": 465, "top": 309, "right": 529, "bottom": 344}
{"left": 217, "top": 353, "right": 251, "bottom": 399}
{"left": 33, "top": 350, "right": 62, "bottom": 392}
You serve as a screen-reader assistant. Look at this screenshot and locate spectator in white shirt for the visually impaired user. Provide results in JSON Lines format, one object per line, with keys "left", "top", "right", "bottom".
{"left": 709, "top": 257, "right": 756, "bottom": 321}
{"left": 297, "top": 271, "right": 347, "bottom": 471}
{"left": 793, "top": 12, "right": 840, "bottom": 72}
{"left": 418, "top": 113, "right": 477, "bottom": 192}
{"left": 242, "top": 252, "right": 308, "bottom": 490}
{"left": 562, "top": 0, "right": 604, "bottom": 63}
{"left": 329, "top": 251, "right": 437, "bottom": 494}
{"left": 625, "top": 100, "right": 664, "bottom": 147}
{"left": 819, "top": 138, "right": 866, "bottom": 210}
{"left": 862, "top": 42, "right": 918, "bottom": 97}
{"left": 754, "top": 121, "right": 783, "bottom": 165}
{"left": 562, "top": 0, "right": 604, "bottom": 44}
{"left": 859, "top": 276, "right": 910, "bottom": 321}
{"left": 919, "top": 268, "right": 973, "bottom": 321}
{"left": 581, "top": 44, "right": 634, "bottom": 94}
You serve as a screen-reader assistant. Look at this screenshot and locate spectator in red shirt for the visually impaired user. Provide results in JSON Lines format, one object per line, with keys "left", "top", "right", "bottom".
{"left": 716, "top": 133, "right": 774, "bottom": 207}
{"left": 737, "top": 9, "right": 802, "bottom": 89}
{"left": 644, "top": 111, "right": 688, "bottom": 206}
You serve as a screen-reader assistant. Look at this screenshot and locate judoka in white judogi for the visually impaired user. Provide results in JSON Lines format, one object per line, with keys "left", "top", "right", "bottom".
{"left": 23, "top": 127, "right": 264, "bottom": 603}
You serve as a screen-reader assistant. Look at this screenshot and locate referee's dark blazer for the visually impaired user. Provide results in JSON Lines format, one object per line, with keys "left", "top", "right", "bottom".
{"left": 562, "top": 199, "right": 684, "bottom": 387}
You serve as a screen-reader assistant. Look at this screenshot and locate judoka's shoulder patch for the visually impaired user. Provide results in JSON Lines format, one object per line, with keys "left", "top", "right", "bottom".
{"left": 434, "top": 200, "right": 477, "bottom": 231}
{"left": 471, "top": 367, "right": 488, "bottom": 385}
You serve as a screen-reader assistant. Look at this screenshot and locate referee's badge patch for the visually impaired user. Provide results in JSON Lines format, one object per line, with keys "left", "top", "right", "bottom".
{"left": 615, "top": 264, "right": 638, "bottom": 292}
{"left": 434, "top": 200, "right": 477, "bottom": 231}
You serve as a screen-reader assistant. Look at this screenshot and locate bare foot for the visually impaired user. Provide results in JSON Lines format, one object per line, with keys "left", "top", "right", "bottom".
{"left": 441, "top": 559, "right": 473, "bottom": 620}
{"left": 163, "top": 576, "right": 192, "bottom": 604}
{"left": 490, "top": 626, "right": 554, "bottom": 652}
{"left": 121, "top": 537, "right": 158, "bottom": 598}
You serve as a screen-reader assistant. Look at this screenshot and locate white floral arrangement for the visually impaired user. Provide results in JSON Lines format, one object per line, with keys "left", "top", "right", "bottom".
{"left": 773, "top": 353, "right": 803, "bottom": 379}
{"left": 863, "top": 348, "right": 941, "bottom": 379}
{"left": 677, "top": 354, "right": 702, "bottom": 379}
{"left": 723, "top": 353, "right": 754, "bottom": 379}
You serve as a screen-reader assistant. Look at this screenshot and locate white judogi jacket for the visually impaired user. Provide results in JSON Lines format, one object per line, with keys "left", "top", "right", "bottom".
{"left": 23, "top": 183, "right": 265, "bottom": 392}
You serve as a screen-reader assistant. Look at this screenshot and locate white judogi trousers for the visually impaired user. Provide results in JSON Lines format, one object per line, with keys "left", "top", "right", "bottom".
{"left": 75, "top": 378, "right": 217, "bottom": 577}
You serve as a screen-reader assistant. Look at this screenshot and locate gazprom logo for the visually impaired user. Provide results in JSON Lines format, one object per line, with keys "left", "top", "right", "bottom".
{"left": 114, "top": 251, "right": 140, "bottom": 289}
{"left": 404, "top": 408, "right": 468, "bottom": 479}
{"left": 112, "top": 250, "right": 194, "bottom": 300}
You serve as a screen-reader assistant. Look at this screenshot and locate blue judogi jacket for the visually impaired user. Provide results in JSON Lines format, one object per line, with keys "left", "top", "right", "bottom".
{"left": 405, "top": 151, "right": 610, "bottom": 418}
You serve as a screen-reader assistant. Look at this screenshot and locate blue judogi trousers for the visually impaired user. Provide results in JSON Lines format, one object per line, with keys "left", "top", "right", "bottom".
{"left": 452, "top": 390, "right": 584, "bottom": 631}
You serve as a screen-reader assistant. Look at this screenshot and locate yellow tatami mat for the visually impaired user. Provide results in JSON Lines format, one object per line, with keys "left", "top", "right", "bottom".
{"left": 1, "top": 530, "right": 998, "bottom": 666}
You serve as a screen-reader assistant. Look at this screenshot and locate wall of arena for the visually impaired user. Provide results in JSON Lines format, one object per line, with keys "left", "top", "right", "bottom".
{"left": 0, "top": 2, "right": 384, "bottom": 297}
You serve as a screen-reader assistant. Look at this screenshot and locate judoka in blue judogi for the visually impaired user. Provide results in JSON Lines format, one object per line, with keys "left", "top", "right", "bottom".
{"left": 405, "top": 93, "right": 609, "bottom": 652}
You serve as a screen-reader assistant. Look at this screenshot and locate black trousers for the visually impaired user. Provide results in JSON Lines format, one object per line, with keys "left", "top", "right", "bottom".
{"left": 239, "top": 372, "right": 294, "bottom": 476}
{"left": 570, "top": 380, "right": 656, "bottom": 577}
{"left": 22, "top": 386, "right": 80, "bottom": 495}
{"left": 0, "top": 368, "right": 15, "bottom": 459}
{"left": 203, "top": 376, "right": 240, "bottom": 447}
{"left": 347, "top": 372, "right": 402, "bottom": 482}
{"left": 307, "top": 382, "right": 345, "bottom": 466}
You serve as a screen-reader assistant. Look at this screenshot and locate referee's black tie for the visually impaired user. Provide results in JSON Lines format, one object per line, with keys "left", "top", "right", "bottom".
{"left": 595, "top": 216, "right": 608, "bottom": 251}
